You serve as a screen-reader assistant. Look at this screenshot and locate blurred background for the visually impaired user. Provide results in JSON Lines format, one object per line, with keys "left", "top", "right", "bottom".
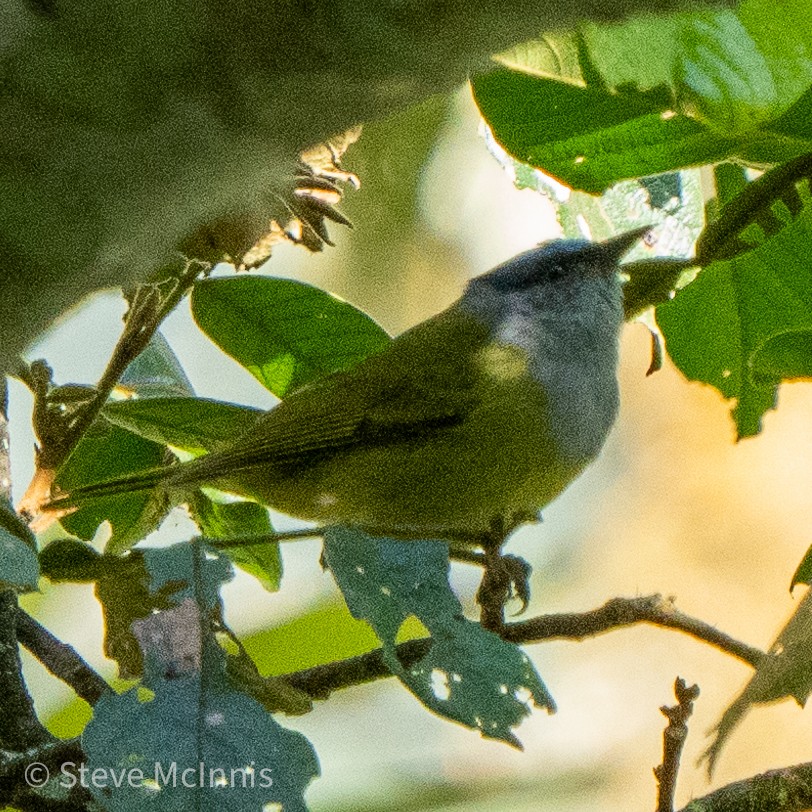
{"left": 9, "top": 88, "right": 812, "bottom": 810}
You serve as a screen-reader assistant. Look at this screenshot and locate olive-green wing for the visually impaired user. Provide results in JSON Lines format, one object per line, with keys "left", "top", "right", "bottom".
{"left": 174, "top": 307, "right": 489, "bottom": 481}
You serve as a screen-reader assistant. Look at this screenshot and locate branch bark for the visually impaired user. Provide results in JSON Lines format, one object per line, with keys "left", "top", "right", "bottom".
{"left": 678, "top": 762, "right": 812, "bottom": 812}
{"left": 15, "top": 609, "right": 111, "bottom": 706}
{"left": 655, "top": 678, "right": 700, "bottom": 812}
{"left": 282, "top": 595, "right": 765, "bottom": 700}
{"left": 501, "top": 594, "right": 765, "bottom": 669}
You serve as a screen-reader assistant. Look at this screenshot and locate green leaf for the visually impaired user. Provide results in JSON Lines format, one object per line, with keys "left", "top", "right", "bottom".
{"left": 472, "top": 67, "right": 738, "bottom": 194}
{"left": 656, "top": 211, "right": 812, "bottom": 437}
{"left": 736, "top": 0, "right": 812, "bottom": 119}
{"left": 476, "top": 2, "right": 812, "bottom": 193}
{"left": 323, "top": 528, "right": 554, "bottom": 747}
{"left": 497, "top": 33, "right": 584, "bottom": 84}
{"left": 582, "top": 2, "right": 812, "bottom": 127}
{"left": 104, "top": 397, "right": 261, "bottom": 456}
{"left": 771, "top": 85, "right": 812, "bottom": 141}
{"left": 190, "top": 494, "right": 282, "bottom": 592}
{"left": 674, "top": 11, "right": 779, "bottom": 135}
{"left": 55, "top": 423, "right": 169, "bottom": 554}
{"left": 118, "top": 331, "right": 195, "bottom": 399}
{"left": 83, "top": 543, "right": 318, "bottom": 811}
{"left": 705, "top": 589, "right": 812, "bottom": 772}
{"left": 622, "top": 258, "right": 693, "bottom": 320}
{"left": 191, "top": 276, "right": 391, "bottom": 397}
{"left": 713, "top": 162, "right": 749, "bottom": 212}
{"left": 581, "top": 13, "right": 692, "bottom": 91}
{"left": 791, "top": 543, "right": 812, "bottom": 591}
{"left": 752, "top": 329, "right": 812, "bottom": 382}
{"left": 0, "top": 527, "right": 39, "bottom": 591}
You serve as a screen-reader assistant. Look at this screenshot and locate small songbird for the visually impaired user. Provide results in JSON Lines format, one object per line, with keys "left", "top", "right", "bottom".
{"left": 48, "top": 228, "right": 648, "bottom": 540}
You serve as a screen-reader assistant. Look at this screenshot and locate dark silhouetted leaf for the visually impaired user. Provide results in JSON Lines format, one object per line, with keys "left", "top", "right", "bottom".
{"left": 84, "top": 543, "right": 318, "bottom": 811}
{"left": 323, "top": 528, "right": 554, "bottom": 747}
{"left": 705, "top": 589, "right": 812, "bottom": 772}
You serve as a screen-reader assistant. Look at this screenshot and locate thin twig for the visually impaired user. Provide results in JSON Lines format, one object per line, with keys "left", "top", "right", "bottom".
{"left": 15, "top": 609, "right": 111, "bottom": 705}
{"left": 280, "top": 594, "right": 765, "bottom": 701}
{"left": 284, "top": 639, "right": 432, "bottom": 699}
{"left": 695, "top": 151, "right": 812, "bottom": 265}
{"left": 655, "top": 677, "right": 700, "bottom": 812}
{"left": 207, "top": 527, "right": 325, "bottom": 549}
{"left": 502, "top": 595, "right": 765, "bottom": 669}
{"left": 54, "top": 258, "right": 207, "bottom": 468}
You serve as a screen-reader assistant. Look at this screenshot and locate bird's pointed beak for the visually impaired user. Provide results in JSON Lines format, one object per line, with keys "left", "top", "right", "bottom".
{"left": 599, "top": 226, "right": 652, "bottom": 262}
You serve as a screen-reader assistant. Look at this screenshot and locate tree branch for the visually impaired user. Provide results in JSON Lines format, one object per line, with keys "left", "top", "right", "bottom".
{"left": 35, "top": 258, "right": 207, "bottom": 475}
{"left": 678, "top": 762, "right": 812, "bottom": 812}
{"left": 0, "top": 594, "right": 52, "bottom": 752}
{"left": 655, "top": 677, "right": 700, "bottom": 812}
{"left": 501, "top": 594, "right": 765, "bottom": 669}
{"left": 281, "top": 594, "right": 765, "bottom": 700}
{"left": 15, "top": 609, "right": 111, "bottom": 706}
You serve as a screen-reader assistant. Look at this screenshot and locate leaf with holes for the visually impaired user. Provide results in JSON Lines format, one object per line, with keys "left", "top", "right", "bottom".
{"left": 322, "top": 527, "right": 554, "bottom": 746}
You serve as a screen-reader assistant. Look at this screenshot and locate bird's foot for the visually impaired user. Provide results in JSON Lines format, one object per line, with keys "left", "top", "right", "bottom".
{"left": 476, "top": 548, "right": 533, "bottom": 633}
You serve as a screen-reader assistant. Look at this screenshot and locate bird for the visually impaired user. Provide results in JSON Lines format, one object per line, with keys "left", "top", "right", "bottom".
{"left": 47, "top": 227, "right": 648, "bottom": 542}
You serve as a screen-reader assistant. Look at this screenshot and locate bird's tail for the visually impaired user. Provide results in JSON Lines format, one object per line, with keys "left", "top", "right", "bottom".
{"left": 45, "top": 464, "right": 179, "bottom": 512}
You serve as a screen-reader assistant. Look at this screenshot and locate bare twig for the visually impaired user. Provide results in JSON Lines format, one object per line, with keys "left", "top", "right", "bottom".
{"left": 280, "top": 594, "right": 765, "bottom": 701}
{"left": 50, "top": 257, "right": 208, "bottom": 470}
{"left": 15, "top": 609, "right": 111, "bottom": 706}
{"left": 655, "top": 677, "right": 700, "bottom": 812}
{"left": 284, "top": 639, "right": 432, "bottom": 699}
{"left": 502, "top": 595, "right": 765, "bottom": 669}
{"left": 17, "top": 258, "right": 208, "bottom": 519}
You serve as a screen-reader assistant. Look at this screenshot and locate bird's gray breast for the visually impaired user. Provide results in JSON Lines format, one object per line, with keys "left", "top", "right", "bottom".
{"left": 491, "top": 281, "right": 623, "bottom": 463}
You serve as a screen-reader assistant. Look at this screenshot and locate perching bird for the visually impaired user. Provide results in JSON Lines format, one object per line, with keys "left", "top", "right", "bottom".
{"left": 48, "top": 228, "right": 647, "bottom": 540}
